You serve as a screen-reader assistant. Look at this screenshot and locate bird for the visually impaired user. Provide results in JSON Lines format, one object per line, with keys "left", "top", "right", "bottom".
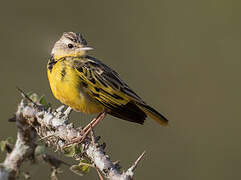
{"left": 47, "top": 32, "right": 168, "bottom": 132}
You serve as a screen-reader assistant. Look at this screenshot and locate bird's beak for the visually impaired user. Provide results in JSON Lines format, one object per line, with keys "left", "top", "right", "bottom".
{"left": 78, "top": 47, "right": 93, "bottom": 51}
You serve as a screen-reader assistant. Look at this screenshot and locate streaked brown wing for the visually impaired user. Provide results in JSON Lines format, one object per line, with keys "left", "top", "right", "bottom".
{"left": 82, "top": 56, "right": 144, "bottom": 101}
{"left": 73, "top": 56, "right": 147, "bottom": 124}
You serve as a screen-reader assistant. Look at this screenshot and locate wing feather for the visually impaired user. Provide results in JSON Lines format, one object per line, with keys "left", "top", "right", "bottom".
{"left": 71, "top": 56, "right": 167, "bottom": 125}
{"left": 73, "top": 56, "right": 145, "bottom": 110}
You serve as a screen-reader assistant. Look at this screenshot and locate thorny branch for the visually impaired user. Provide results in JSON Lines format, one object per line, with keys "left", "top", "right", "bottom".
{"left": 0, "top": 92, "right": 145, "bottom": 180}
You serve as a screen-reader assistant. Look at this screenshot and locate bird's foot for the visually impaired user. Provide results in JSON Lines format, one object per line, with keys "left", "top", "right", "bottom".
{"left": 81, "top": 111, "right": 106, "bottom": 135}
{"left": 68, "top": 112, "right": 106, "bottom": 145}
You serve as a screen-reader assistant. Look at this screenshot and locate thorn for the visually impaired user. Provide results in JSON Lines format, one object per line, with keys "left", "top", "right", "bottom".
{"left": 113, "top": 160, "right": 121, "bottom": 170}
{"left": 60, "top": 107, "right": 72, "bottom": 122}
{"left": 16, "top": 87, "right": 36, "bottom": 104}
{"left": 47, "top": 107, "right": 52, "bottom": 113}
{"left": 113, "top": 160, "right": 120, "bottom": 166}
{"left": 129, "top": 151, "right": 146, "bottom": 172}
{"left": 16, "top": 87, "right": 44, "bottom": 111}
{"left": 64, "top": 107, "right": 72, "bottom": 117}
{"left": 56, "top": 105, "right": 65, "bottom": 113}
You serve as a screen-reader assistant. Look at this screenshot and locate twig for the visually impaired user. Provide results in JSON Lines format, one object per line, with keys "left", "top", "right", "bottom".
{"left": 16, "top": 87, "right": 40, "bottom": 109}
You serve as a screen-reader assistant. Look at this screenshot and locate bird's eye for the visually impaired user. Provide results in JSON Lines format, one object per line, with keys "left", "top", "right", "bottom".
{"left": 68, "top": 44, "right": 74, "bottom": 48}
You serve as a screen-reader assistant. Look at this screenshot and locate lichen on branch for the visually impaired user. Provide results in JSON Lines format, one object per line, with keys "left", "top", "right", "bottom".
{"left": 0, "top": 92, "right": 145, "bottom": 180}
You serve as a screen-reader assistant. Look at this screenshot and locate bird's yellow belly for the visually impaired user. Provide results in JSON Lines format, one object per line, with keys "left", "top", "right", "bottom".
{"left": 47, "top": 62, "right": 104, "bottom": 114}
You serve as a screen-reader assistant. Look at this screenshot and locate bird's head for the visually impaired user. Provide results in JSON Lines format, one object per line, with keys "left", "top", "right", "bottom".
{"left": 51, "top": 32, "right": 93, "bottom": 59}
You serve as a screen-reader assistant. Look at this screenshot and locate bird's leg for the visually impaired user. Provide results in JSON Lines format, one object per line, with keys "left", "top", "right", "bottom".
{"left": 70, "top": 111, "right": 106, "bottom": 144}
{"left": 82, "top": 112, "right": 106, "bottom": 133}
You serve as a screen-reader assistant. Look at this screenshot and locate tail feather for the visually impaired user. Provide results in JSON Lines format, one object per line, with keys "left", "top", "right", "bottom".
{"left": 136, "top": 103, "right": 168, "bottom": 126}
{"left": 107, "top": 102, "right": 146, "bottom": 124}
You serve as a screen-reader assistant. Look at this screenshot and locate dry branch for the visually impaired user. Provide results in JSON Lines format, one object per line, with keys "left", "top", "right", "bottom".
{"left": 0, "top": 94, "right": 145, "bottom": 180}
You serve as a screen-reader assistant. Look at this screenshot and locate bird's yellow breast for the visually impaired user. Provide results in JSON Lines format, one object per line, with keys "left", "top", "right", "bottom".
{"left": 47, "top": 59, "right": 104, "bottom": 114}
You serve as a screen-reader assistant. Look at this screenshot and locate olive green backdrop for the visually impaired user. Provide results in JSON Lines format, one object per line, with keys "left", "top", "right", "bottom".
{"left": 0, "top": 0, "right": 240, "bottom": 180}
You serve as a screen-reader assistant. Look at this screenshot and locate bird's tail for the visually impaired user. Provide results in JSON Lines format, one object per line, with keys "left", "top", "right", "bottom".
{"left": 136, "top": 103, "right": 168, "bottom": 126}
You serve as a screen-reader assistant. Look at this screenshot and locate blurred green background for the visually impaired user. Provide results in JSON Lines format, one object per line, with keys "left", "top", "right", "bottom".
{"left": 0, "top": 0, "right": 240, "bottom": 179}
